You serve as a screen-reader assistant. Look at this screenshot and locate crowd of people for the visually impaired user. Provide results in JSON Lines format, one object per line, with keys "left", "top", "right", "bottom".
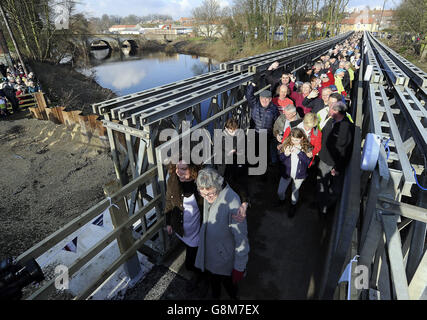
{"left": 0, "top": 62, "right": 40, "bottom": 118}
{"left": 162, "top": 33, "right": 362, "bottom": 300}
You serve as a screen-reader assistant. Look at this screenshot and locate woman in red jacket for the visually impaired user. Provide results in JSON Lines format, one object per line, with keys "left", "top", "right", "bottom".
{"left": 289, "top": 78, "right": 314, "bottom": 116}
{"left": 280, "top": 112, "right": 322, "bottom": 168}
{"left": 318, "top": 71, "right": 335, "bottom": 96}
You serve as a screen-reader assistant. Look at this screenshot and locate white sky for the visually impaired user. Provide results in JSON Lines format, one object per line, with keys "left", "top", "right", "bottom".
{"left": 75, "top": 0, "right": 399, "bottom": 20}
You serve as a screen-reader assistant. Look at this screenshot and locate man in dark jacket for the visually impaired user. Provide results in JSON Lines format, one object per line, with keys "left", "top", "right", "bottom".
{"left": 338, "top": 60, "right": 351, "bottom": 94}
{"left": 316, "top": 101, "right": 354, "bottom": 216}
{"left": 246, "top": 81, "right": 279, "bottom": 169}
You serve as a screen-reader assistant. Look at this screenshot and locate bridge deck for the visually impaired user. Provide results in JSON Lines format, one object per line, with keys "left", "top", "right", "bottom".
{"left": 123, "top": 166, "right": 333, "bottom": 300}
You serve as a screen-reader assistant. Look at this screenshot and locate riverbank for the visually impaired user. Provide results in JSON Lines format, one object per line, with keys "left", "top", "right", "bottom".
{"left": 166, "top": 37, "right": 305, "bottom": 63}
{"left": 381, "top": 39, "right": 427, "bottom": 72}
{"left": 27, "top": 39, "right": 212, "bottom": 116}
{"left": 29, "top": 61, "right": 117, "bottom": 115}
{"left": 0, "top": 114, "right": 115, "bottom": 260}
{"left": 29, "top": 37, "right": 312, "bottom": 115}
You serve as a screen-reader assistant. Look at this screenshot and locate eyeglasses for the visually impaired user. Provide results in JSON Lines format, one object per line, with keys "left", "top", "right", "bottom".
{"left": 199, "top": 190, "right": 217, "bottom": 198}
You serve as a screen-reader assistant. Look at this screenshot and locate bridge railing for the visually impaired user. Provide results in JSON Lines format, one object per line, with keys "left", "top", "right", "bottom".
{"left": 16, "top": 166, "right": 163, "bottom": 300}
{"left": 321, "top": 31, "right": 427, "bottom": 300}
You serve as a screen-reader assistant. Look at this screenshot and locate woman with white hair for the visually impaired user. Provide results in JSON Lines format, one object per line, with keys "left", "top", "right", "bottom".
{"left": 289, "top": 75, "right": 314, "bottom": 116}
{"left": 195, "top": 167, "right": 249, "bottom": 300}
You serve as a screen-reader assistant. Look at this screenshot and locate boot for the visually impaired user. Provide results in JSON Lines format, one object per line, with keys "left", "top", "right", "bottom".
{"left": 288, "top": 202, "right": 297, "bottom": 218}
{"left": 317, "top": 205, "right": 328, "bottom": 220}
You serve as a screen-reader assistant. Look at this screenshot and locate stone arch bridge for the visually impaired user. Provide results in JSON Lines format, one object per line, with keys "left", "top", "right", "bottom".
{"left": 73, "top": 33, "right": 180, "bottom": 52}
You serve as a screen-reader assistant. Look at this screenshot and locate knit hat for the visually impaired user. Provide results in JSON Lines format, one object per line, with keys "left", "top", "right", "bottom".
{"left": 259, "top": 90, "right": 272, "bottom": 98}
{"left": 335, "top": 68, "right": 346, "bottom": 75}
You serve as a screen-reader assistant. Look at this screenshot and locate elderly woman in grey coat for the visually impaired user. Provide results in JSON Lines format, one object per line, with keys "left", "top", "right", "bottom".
{"left": 195, "top": 167, "right": 250, "bottom": 300}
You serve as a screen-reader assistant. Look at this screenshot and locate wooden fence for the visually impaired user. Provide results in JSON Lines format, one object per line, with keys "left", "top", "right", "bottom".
{"left": 27, "top": 91, "right": 109, "bottom": 141}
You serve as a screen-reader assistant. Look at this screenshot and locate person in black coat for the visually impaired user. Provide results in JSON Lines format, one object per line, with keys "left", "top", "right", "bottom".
{"left": 297, "top": 63, "right": 314, "bottom": 83}
{"left": 2, "top": 81, "right": 19, "bottom": 113}
{"left": 316, "top": 101, "right": 354, "bottom": 216}
{"left": 265, "top": 61, "right": 292, "bottom": 96}
{"left": 217, "top": 118, "right": 251, "bottom": 212}
{"left": 0, "top": 64, "right": 7, "bottom": 78}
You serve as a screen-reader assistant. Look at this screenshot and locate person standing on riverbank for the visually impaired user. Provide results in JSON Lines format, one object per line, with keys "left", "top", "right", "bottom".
{"left": 1, "top": 79, "right": 19, "bottom": 113}
{"left": 0, "top": 95, "right": 8, "bottom": 118}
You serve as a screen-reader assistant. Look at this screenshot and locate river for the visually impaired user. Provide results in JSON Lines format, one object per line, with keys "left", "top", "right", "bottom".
{"left": 81, "top": 49, "right": 220, "bottom": 97}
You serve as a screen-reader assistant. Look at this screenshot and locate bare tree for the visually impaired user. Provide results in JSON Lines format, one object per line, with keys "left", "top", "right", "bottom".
{"left": 265, "top": 0, "right": 279, "bottom": 46}
{"left": 192, "top": 0, "right": 223, "bottom": 38}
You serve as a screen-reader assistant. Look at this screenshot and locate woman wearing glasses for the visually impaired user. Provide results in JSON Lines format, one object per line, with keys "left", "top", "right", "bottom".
{"left": 165, "top": 158, "right": 246, "bottom": 292}
{"left": 194, "top": 167, "right": 250, "bottom": 300}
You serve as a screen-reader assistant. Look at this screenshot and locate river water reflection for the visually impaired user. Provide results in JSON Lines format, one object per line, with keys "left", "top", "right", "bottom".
{"left": 83, "top": 49, "right": 220, "bottom": 97}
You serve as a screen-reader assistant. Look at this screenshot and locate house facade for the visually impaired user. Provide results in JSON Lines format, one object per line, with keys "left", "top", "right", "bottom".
{"left": 340, "top": 9, "right": 396, "bottom": 32}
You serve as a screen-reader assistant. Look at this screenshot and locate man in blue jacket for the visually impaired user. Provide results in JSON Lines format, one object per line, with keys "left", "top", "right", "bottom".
{"left": 246, "top": 81, "right": 279, "bottom": 176}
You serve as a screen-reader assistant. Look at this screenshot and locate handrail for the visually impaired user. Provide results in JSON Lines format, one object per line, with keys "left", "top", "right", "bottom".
{"left": 75, "top": 216, "right": 164, "bottom": 300}
{"left": 17, "top": 166, "right": 157, "bottom": 265}
{"left": 28, "top": 194, "right": 161, "bottom": 300}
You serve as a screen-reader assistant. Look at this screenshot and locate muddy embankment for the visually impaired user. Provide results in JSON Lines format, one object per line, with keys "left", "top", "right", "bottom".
{"left": 30, "top": 61, "right": 117, "bottom": 116}
{"left": 0, "top": 117, "right": 116, "bottom": 260}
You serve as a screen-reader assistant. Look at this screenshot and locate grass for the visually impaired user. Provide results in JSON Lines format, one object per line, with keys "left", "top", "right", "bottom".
{"left": 382, "top": 39, "right": 427, "bottom": 72}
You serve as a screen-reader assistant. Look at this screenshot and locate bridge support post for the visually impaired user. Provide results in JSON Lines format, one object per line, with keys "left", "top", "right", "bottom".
{"left": 144, "top": 124, "right": 168, "bottom": 255}
{"left": 103, "top": 180, "right": 142, "bottom": 280}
